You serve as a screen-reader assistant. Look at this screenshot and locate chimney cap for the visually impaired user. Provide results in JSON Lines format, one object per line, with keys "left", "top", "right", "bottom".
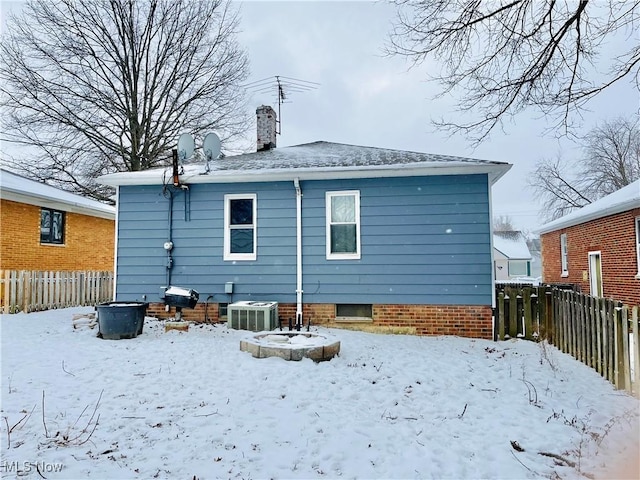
{"left": 256, "top": 104, "right": 276, "bottom": 114}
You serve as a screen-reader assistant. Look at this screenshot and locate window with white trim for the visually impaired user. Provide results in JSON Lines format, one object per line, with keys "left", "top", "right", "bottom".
{"left": 635, "top": 216, "right": 640, "bottom": 277}
{"left": 560, "top": 233, "right": 568, "bottom": 276}
{"left": 224, "top": 194, "right": 257, "bottom": 261}
{"left": 326, "top": 191, "right": 360, "bottom": 259}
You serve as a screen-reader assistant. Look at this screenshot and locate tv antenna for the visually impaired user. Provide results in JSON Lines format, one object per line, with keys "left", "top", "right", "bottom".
{"left": 244, "top": 75, "right": 320, "bottom": 135}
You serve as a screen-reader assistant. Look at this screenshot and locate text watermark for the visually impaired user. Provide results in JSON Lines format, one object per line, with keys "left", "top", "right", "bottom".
{"left": 1, "top": 460, "right": 64, "bottom": 474}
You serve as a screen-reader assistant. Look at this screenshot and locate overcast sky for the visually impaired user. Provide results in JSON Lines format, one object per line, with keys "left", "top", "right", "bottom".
{"left": 236, "top": 0, "right": 638, "bottom": 232}
{"left": 1, "top": 0, "right": 637, "bottom": 233}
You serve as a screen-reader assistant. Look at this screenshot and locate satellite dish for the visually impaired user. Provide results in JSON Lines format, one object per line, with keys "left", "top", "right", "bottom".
{"left": 203, "top": 132, "right": 221, "bottom": 161}
{"left": 177, "top": 133, "right": 195, "bottom": 161}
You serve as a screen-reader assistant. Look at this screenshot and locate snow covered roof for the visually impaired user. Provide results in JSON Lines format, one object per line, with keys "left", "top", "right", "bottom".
{"left": 538, "top": 179, "right": 640, "bottom": 234}
{"left": 98, "top": 141, "right": 511, "bottom": 187}
{"left": 0, "top": 168, "right": 115, "bottom": 220}
{"left": 493, "top": 231, "right": 531, "bottom": 259}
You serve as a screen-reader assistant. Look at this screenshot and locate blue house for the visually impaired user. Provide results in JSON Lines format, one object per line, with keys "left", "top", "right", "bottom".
{"left": 99, "top": 106, "right": 511, "bottom": 338}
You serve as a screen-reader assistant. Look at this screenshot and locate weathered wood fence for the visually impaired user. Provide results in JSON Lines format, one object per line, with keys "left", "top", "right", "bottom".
{"left": 495, "top": 283, "right": 640, "bottom": 396}
{"left": 0, "top": 270, "right": 114, "bottom": 314}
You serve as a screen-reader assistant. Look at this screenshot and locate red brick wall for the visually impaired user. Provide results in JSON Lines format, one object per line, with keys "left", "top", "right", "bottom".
{"left": 0, "top": 199, "right": 115, "bottom": 271}
{"left": 146, "top": 301, "right": 493, "bottom": 339}
{"left": 541, "top": 208, "right": 640, "bottom": 306}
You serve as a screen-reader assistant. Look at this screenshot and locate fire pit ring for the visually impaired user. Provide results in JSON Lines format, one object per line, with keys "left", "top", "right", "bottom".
{"left": 240, "top": 331, "right": 340, "bottom": 362}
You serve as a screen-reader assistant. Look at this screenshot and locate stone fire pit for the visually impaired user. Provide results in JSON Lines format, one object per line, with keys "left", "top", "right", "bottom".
{"left": 240, "top": 331, "right": 340, "bottom": 362}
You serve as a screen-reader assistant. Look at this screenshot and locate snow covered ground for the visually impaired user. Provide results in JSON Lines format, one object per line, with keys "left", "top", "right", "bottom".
{"left": 1, "top": 307, "right": 638, "bottom": 479}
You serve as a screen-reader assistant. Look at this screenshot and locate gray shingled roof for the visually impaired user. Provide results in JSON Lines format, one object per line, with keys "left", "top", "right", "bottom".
{"left": 99, "top": 141, "right": 511, "bottom": 186}
{"left": 210, "top": 141, "right": 505, "bottom": 170}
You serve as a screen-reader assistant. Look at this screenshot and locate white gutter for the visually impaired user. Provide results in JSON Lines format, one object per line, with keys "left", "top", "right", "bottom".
{"left": 99, "top": 162, "right": 512, "bottom": 187}
{"left": 293, "top": 178, "right": 303, "bottom": 328}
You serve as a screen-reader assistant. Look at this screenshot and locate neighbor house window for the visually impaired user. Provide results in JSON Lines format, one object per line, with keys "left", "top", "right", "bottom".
{"left": 635, "top": 216, "right": 640, "bottom": 277}
{"left": 326, "top": 190, "right": 360, "bottom": 259}
{"left": 40, "top": 208, "right": 65, "bottom": 244}
{"left": 508, "top": 260, "right": 530, "bottom": 277}
{"left": 224, "top": 194, "right": 257, "bottom": 261}
{"left": 560, "top": 233, "right": 568, "bottom": 276}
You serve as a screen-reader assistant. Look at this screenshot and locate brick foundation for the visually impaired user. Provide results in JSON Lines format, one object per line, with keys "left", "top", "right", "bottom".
{"left": 145, "top": 302, "right": 493, "bottom": 339}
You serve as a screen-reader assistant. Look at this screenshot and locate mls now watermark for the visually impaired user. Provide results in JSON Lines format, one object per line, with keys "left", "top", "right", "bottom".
{"left": 1, "top": 460, "right": 64, "bottom": 474}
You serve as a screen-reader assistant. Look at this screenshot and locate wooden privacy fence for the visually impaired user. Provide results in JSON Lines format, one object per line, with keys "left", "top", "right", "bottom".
{"left": 0, "top": 270, "right": 114, "bottom": 314}
{"left": 495, "top": 284, "right": 640, "bottom": 396}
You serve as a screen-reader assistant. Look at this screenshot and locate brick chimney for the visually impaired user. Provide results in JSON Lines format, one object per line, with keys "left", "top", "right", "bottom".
{"left": 256, "top": 105, "right": 277, "bottom": 151}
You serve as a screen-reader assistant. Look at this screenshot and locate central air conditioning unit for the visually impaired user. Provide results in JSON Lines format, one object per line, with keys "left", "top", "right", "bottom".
{"left": 227, "top": 301, "right": 278, "bottom": 332}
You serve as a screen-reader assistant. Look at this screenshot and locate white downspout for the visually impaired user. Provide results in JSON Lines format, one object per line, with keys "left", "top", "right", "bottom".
{"left": 488, "top": 176, "right": 496, "bottom": 340}
{"left": 294, "top": 178, "right": 303, "bottom": 328}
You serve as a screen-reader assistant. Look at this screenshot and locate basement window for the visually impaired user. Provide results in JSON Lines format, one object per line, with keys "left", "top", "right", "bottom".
{"left": 336, "top": 304, "right": 372, "bottom": 320}
{"left": 40, "top": 208, "right": 65, "bottom": 245}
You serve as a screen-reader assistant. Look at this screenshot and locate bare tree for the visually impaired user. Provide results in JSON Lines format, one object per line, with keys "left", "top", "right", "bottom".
{"left": 0, "top": 0, "right": 249, "bottom": 202}
{"left": 387, "top": 0, "right": 640, "bottom": 143}
{"left": 581, "top": 117, "right": 640, "bottom": 194}
{"left": 493, "top": 215, "right": 516, "bottom": 232}
{"left": 529, "top": 117, "right": 640, "bottom": 221}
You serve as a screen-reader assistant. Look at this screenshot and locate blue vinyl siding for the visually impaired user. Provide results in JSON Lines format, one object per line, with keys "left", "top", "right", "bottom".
{"left": 115, "top": 182, "right": 297, "bottom": 303}
{"left": 114, "top": 174, "right": 492, "bottom": 306}
{"left": 301, "top": 175, "right": 491, "bottom": 305}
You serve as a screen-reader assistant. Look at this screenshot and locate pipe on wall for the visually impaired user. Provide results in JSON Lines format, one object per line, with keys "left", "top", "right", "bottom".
{"left": 294, "top": 178, "right": 303, "bottom": 327}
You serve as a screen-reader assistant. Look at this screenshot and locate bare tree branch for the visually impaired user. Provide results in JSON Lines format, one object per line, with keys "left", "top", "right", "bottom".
{"left": 0, "top": 0, "right": 249, "bottom": 202}
{"left": 387, "top": 0, "right": 640, "bottom": 144}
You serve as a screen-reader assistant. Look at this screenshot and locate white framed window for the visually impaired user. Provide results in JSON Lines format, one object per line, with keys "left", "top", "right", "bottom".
{"left": 224, "top": 194, "right": 257, "bottom": 261}
{"left": 635, "top": 216, "right": 640, "bottom": 278}
{"left": 326, "top": 190, "right": 361, "bottom": 260}
{"left": 560, "top": 233, "right": 569, "bottom": 277}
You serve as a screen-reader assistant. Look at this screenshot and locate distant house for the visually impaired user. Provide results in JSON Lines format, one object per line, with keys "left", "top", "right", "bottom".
{"left": 98, "top": 105, "right": 511, "bottom": 338}
{"left": 526, "top": 237, "right": 542, "bottom": 279}
{"left": 493, "top": 231, "right": 533, "bottom": 281}
{"left": 0, "top": 168, "right": 115, "bottom": 271}
{"left": 538, "top": 180, "right": 640, "bottom": 306}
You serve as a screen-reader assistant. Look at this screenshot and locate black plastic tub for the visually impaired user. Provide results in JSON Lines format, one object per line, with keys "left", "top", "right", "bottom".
{"left": 97, "top": 302, "right": 149, "bottom": 340}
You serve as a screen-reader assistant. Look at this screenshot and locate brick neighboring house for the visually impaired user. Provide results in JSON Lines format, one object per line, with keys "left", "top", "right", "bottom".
{"left": 538, "top": 180, "right": 640, "bottom": 306}
{"left": 0, "top": 168, "right": 116, "bottom": 271}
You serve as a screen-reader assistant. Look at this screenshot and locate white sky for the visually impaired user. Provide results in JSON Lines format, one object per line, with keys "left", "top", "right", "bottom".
{"left": 1, "top": 0, "right": 637, "bottom": 232}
